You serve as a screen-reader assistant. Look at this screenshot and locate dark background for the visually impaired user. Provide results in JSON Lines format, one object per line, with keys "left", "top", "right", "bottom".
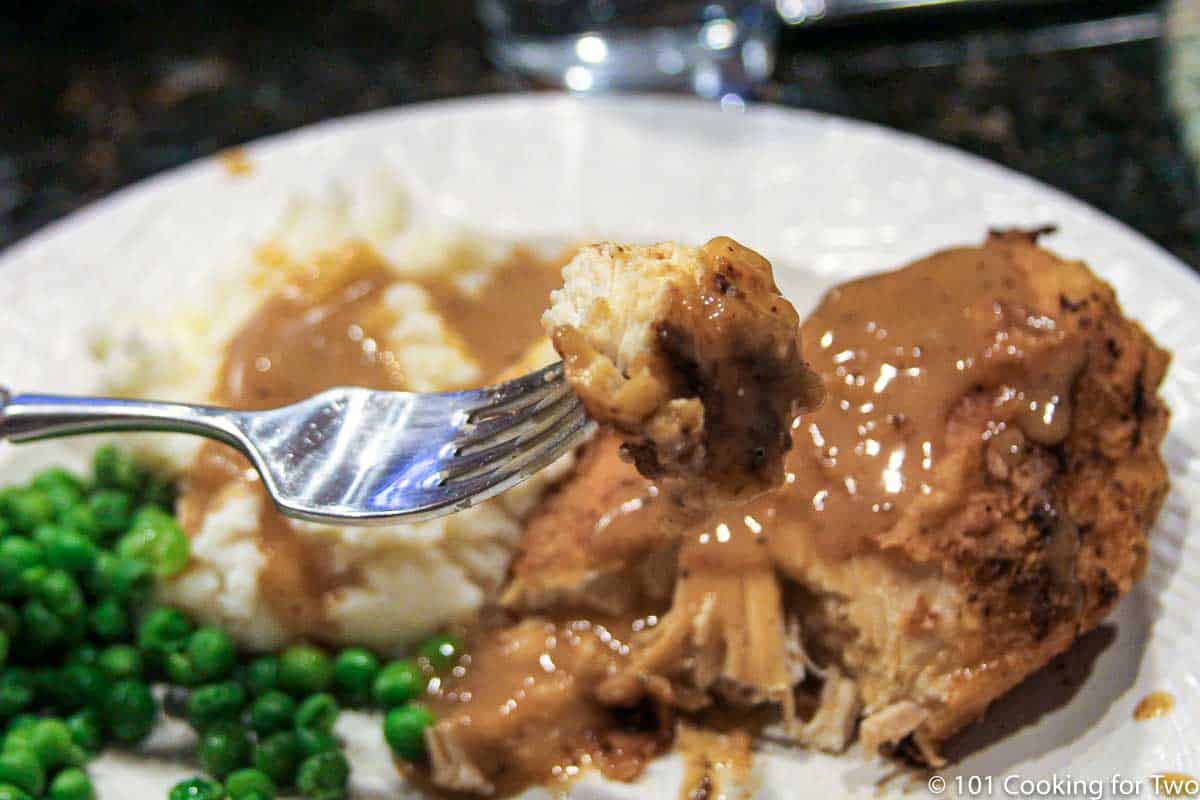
{"left": 2, "top": 0, "right": 1196, "bottom": 265}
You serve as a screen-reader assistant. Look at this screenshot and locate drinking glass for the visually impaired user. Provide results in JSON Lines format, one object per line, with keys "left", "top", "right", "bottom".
{"left": 477, "top": 0, "right": 781, "bottom": 98}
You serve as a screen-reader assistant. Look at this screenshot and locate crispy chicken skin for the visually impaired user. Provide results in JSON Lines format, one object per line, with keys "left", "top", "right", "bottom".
{"left": 423, "top": 231, "right": 1169, "bottom": 793}
{"left": 544, "top": 237, "right": 823, "bottom": 505}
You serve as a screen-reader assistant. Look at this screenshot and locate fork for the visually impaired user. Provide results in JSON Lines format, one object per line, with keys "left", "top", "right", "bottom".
{"left": 0, "top": 363, "right": 594, "bottom": 525}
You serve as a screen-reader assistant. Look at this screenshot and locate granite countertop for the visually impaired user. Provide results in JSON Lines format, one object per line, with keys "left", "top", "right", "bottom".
{"left": 1, "top": 0, "right": 1197, "bottom": 266}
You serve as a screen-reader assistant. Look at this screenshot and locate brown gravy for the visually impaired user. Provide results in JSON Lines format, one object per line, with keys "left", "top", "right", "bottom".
{"left": 691, "top": 244, "right": 1086, "bottom": 566}
{"left": 220, "top": 245, "right": 406, "bottom": 410}
{"left": 177, "top": 242, "right": 562, "bottom": 636}
{"left": 1134, "top": 691, "right": 1175, "bottom": 721}
{"left": 785, "top": 246, "right": 1081, "bottom": 555}
{"left": 219, "top": 148, "right": 254, "bottom": 177}
{"left": 421, "top": 256, "right": 564, "bottom": 382}
{"left": 425, "top": 613, "right": 669, "bottom": 796}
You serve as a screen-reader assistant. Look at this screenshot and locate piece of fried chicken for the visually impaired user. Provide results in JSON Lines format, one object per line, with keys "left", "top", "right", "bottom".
{"left": 425, "top": 231, "right": 1169, "bottom": 794}
{"left": 544, "top": 237, "right": 823, "bottom": 506}
{"left": 515, "top": 229, "right": 1169, "bottom": 760}
{"left": 780, "top": 229, "right": 1170, "bottom": 760}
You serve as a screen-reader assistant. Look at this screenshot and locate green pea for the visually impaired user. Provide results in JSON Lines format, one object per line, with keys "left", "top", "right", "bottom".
{"left": 1, "top": 719, "right": 37, "bottom": 753}
{"left": 1, "top": 739, "right": 31, "bottom": 759}
{"left": 37, "top": 570, "right": 85, "bottom": 620}
{"left": 2, "top": 538, "right": 44, "bottom": 571}
{"left": 20, "top": 600, "right": 66, "bottom": 651}
{"left": 0, "top": 784, "right": 31, "bottom": 800}
{"left": 45, "top": 488, "right": 85, "bottom": 523}
{"left": 252, "top": 731, "right": 301, "bottom": 788}
{"left": 58, "top": 507, "right": 98, "bottom": 542}
{"left": 383, "top": 704, "right": 433, "bottom": 760}
{"left": 117, "top": 507, "right": 189, "bottom": 577}
{"left": 332, "top": 648, "right": 379, "bottom": 706}
{"left": 224, "top": 768, "right": 275, "bottom": 800}
{"left": 296, "top": 750, "right": 349, "bottom": 800}
{"left": 65, "top": 709, "right": 103, "bottom": 753}
{"left": 97, "top": 645, "right": 143, "bottom": 682}
{"left": 31, "top": 468, "right": 83, "bottom": 496}
{"left": 103, "top": 680, "right": 157, "bottom": 744}
{"left": 294, "top": 728, "right": 338, "bottom": 759}
{"left": 372, "top": 660, "right": 423, "bottom": 708}
{"left": 88, "top": 598, "right": 130, "bottom": 642}
{"left": 137, "top": 606, "right": 193, "bottom": 657}
{"left": 168, "top": 777, "right": 225, "bottom": 800}
{"left": 32, "top": 524, "right": 60, "bottom": 548}
{"left": 198, "top": 722, "right": 251, "bottom": 779}
{"left": 88, "top": 553, "right": 151, "bottom": 603}
{"left": 39, "top": 464, "right": 82, "bottom": 490}
{"left": 239, "top": 657, "right": 280, "bottom": 697}
{"left": 92, "top": 445, "right": 145, "bottom": 494}
{"left": 16, "top": 565, "right": 48, "bottom": 599}
{"left": 48, "top": 767, "right": 93, "bottom": 800}
{"left": 41, "top": 528, "right": 97, "bottom": 575}
{"left": 2, "top": 490, "right": 55, "bottom": 535}
{"left": 0, "top": 539, "right": 43, "bottom": 599}
{"left": 187, "top": 681, "right": 246, "bottom": 728}
{"left": 0, "top": 749, "right": 43, "bottom": 796}
{"left": 246, "top": 691, "right": 296, "bottom": 738}
{"left": 418, "top": 634, "right": 461, "bottom": 673}
{"left": 186, "top": 627, "right": 236, "bottom": 682}
{"left": 85, "top": 491, "right": 132, "bottom": 541}
{"left": 294, "top": 693, "right": 339, "bottom": 734}
{"left": 164, "top": 652, "right": 201, "bottom": 686}
{"left": 57, "top": 664, "right": 111, "bottom": 710}
{"left": 278, "top": 645, "right": 333, "bottom": 696}
{"left": 30, "top": 718, "right": 80, "bottom": 769}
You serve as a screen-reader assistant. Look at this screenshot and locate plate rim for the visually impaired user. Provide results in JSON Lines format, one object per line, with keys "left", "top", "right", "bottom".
{"left": 3, "top": 92, "right": 1195, "bottom": 290}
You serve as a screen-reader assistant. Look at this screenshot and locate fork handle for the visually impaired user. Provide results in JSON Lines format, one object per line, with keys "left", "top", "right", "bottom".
{"left": 0, "top": 387, "right": 244, "bottom": 447}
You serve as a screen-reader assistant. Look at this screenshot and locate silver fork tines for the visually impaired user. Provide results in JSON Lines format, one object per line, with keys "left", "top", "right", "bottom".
{"left": 444, "top": 390, "right": 584, "bottom": 483}
{"left": 0, "top": 362, "right": 596, "bottom": 525}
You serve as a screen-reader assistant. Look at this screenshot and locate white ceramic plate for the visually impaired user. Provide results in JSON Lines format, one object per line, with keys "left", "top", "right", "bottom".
{"left": 1, "top": 94, "right": 1197, "bottom": 799}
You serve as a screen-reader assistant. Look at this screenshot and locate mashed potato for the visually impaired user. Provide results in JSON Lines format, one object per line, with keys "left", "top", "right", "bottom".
{"left": 90, "top": 177, "right": 571, "bottom": 654}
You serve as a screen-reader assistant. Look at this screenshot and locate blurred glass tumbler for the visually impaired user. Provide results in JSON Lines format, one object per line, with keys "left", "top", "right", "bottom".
{"left": 477, "top": 0, "right": 779, "bottom": 97}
